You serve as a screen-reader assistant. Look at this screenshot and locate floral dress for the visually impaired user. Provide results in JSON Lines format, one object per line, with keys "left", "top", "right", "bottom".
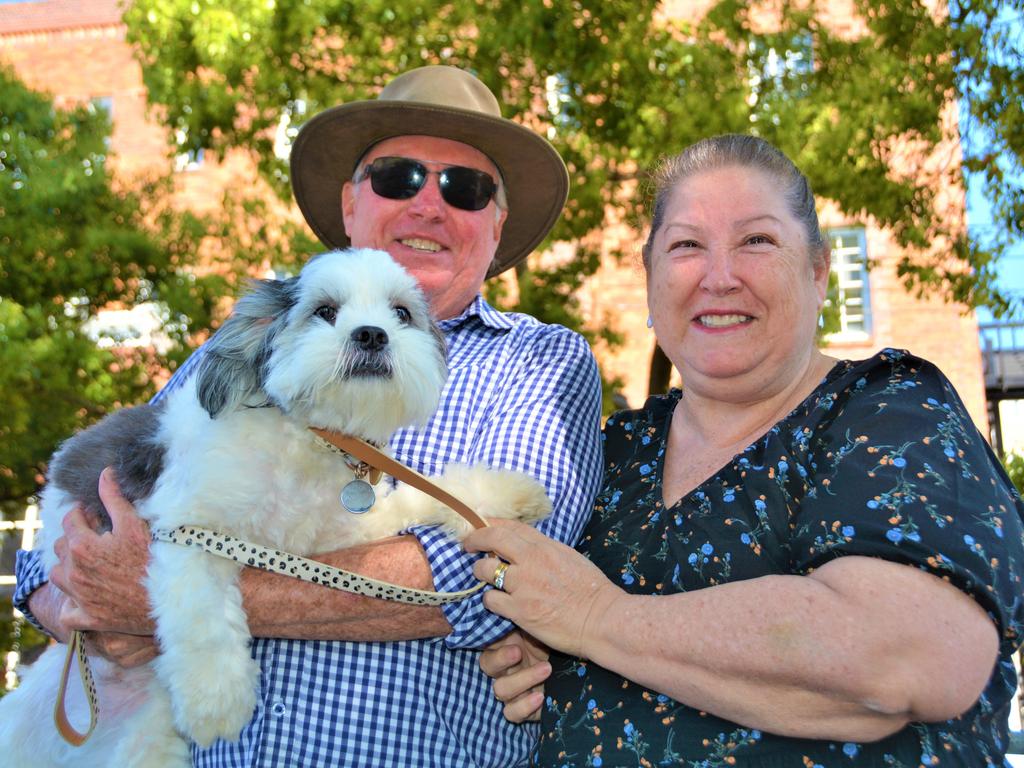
{"left": 538, "top": 350, "right": 1024, "bottom": 768}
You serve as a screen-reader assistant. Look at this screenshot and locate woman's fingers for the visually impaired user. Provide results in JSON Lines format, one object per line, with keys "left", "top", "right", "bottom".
{"left": 463, "top": 520, "right": 540, "bottom": 559}
{"left": 473, "top": 556, "right": 515, "bottom": 592}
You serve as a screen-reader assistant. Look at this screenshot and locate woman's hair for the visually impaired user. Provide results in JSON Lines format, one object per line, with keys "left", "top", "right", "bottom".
{"left": 641, "top": 134, "right": 826, "bottom": 269}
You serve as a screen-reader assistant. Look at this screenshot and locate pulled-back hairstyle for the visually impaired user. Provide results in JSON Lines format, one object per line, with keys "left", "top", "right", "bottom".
{"left": 641, "top": 135, "right": 826, "bottom": 270}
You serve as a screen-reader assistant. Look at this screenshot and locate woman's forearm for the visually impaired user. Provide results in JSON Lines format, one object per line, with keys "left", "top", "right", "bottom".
{"left": 581, "top": 556, "right": 998, "bottom": 741}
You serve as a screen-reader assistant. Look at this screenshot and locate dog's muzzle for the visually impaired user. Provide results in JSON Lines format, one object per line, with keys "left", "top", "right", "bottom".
{"left": 344, "top": 326, "right": 394, "bottom": 378}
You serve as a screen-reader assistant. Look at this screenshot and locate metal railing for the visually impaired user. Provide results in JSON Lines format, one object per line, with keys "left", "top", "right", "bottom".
{"left": 980, "top": 321, "right": 1024, "bottom": 392}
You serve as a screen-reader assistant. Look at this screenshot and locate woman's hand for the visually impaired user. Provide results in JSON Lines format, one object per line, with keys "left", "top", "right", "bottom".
{"left": 480, "top": 631, "right": 551, "bottom": 723}
{"left": 464, "top": 520, "right": 624, "bottom": 658}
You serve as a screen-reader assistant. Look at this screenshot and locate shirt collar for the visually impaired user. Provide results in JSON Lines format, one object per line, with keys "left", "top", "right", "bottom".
{"left": 439, "top": 294, "right": 514, "bottom": 332}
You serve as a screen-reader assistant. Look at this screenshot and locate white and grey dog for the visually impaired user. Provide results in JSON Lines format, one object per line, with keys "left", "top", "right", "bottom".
{"left": 0, "top": 248, "right": 550, "bottom": 768}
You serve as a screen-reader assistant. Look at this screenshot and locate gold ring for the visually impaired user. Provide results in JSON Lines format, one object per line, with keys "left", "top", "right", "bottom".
{"left": 492, "top": 562, "right": 509, "bottom": 591}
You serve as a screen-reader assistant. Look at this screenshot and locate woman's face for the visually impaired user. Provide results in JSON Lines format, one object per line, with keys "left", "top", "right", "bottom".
{"left": 646, "top": 165, "right": 829, "bottom": 397}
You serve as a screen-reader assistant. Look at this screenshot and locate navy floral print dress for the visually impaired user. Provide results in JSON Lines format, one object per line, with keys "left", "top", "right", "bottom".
{"left": 538, "top": 350, "right": 1024, "bottom": 767}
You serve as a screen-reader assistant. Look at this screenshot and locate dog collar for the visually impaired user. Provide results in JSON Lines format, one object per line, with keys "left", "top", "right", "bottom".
{"left": 311, "top": 433, "right": 384, "bottom": 485}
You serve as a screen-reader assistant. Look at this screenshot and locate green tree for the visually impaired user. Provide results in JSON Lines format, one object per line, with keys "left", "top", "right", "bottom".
{"left": 122, "top": 0, "right": 1023, "bottom": 396}
{"left": 0, "top": 63, "right": 319, "bottom": 516}
{"left": 1004, "top": 451, "right": 1024, "bottom": 496}
{"left": 1, "top": 64, "right": 202, "bottom": 515}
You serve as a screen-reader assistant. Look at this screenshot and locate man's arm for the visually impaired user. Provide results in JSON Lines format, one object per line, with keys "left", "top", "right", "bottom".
{"left": 24, "top": 326, "right": 602, "bottom": 649}
{"left": 33, "top": 470, "right": 450, "bottom": 644}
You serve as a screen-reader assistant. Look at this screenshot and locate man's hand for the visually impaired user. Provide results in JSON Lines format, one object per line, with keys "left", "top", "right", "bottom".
{"left": 480, "top": 630, "right": 550, "bottom": 723}
{"left": 82, "top": 630, "right": 159, "bottom": 668}
{"left": 48, "top": 467, "right": 155, "bottom": 636}
{"left": 26, "top": 583, "right": 159, "bottom": 667}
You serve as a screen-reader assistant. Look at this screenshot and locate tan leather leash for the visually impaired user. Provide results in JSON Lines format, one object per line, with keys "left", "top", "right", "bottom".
{"left": 56, "top": 431, "right": 490, "bottom": 746}
{"left": 54, "top": 628, "right": 97, "bottom": 745}
{"left": 309, "top": 428, "right": 489, "bottom": 529}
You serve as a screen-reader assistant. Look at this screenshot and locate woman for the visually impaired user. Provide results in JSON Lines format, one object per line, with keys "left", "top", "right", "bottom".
{"left": 464, "top": 135, "right": 1024, "bottom": 766}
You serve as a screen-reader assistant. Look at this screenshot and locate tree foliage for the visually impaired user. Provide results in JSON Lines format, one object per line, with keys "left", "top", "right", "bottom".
{"left": 123, "top": 0, "right": 1023, "bottom": 324}
{"left": 0, "top": 65, "right": 313, "bottom": 517}
{"left": 0, "top": 64, "right": 194, "bottom": 514}
{"left": 1004, "top": 450, "right": 1024, "bottom": 496}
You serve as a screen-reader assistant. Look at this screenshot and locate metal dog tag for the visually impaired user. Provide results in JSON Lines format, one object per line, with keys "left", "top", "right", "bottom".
{"left": 340, "top": 479, "right": 376, "bottom": 514}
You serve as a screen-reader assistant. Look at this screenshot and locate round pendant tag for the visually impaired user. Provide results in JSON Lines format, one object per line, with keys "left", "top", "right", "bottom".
{"left": 341, "top": 480, "right": 376, "bottom": 514}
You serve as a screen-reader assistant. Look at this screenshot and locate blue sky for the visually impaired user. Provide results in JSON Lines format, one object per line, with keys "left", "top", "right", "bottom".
{"left": 967, "top": 174, "right": 1024, "bottom": 324}
{"left": 964, "top": 6, "right": 1024, "bottom": 325}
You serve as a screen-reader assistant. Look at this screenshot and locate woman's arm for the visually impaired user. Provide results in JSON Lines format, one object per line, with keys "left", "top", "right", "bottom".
{"left": 467, "top": 522, "right": 999, "bottom": 742}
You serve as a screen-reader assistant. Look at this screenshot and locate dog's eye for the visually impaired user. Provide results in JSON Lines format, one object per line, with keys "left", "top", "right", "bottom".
{"left": 314, "top": 305, "right": 337, "bottom": 325}
{"left": 394, "top": 305, "right": 412, "bottom": 325}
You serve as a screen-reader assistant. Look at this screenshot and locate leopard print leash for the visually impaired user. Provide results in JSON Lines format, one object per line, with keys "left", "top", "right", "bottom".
{"left": 55, "top": 431, "right": 490, "bottom": 746}
{"left": 149, "top": 525, "right": 487, "bottom": 605}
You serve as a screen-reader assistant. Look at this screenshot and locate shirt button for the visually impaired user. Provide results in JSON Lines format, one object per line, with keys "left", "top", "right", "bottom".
{"left": 271, "top": 697, "right": 287, "bottom": 716}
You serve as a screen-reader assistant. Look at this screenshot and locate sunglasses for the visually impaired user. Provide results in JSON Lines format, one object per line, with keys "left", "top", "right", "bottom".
{"left": 359, "top": 156, "right": 499, "bottom": 212}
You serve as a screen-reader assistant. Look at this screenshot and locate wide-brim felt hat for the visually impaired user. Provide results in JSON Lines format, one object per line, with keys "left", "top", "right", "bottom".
{"left": 289, "top": 66, "right": 569, "bottom": 278}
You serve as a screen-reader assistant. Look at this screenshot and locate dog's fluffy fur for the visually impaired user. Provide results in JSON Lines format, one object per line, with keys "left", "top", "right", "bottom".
{"left": 0, "top": 248, "right": 551, "bottom": 768}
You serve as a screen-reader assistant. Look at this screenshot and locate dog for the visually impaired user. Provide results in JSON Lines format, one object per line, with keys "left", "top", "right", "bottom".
{"left": 0, "top": 248, "right": 551, "bottom": 767}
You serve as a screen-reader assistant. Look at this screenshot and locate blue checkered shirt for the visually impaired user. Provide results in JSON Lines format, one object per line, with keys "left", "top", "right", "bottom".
{"left": 15, "top": 294, "right": 603, "bottom": 767}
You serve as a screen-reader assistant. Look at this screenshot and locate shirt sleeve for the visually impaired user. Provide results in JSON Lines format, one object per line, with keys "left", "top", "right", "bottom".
{"left": 11, "top": 345, "right": 207, "bottom": 632}
{"left": 12, "top": 548, "right": 49, "bottom": 633}
{"left": 792, "top": 352, "right": 1024, "bottom": 651}
{"left": 409, "top": 326, "right": 604, "bottom": 650}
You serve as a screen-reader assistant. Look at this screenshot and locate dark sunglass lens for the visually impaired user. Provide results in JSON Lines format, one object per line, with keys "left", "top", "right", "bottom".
{"left": 439, "top": 166, "right": 497, "bottom": 211}
{"left": 368, "top": 158, "right": 425, "bottom": 200}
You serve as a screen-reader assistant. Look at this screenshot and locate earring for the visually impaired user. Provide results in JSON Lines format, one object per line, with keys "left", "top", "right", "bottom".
{"left": 646, "top": 315, "right": 654, "bottom": 329}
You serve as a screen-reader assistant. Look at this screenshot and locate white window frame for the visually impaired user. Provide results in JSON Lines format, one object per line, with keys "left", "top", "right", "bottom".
{"left": 827, "top": 227, "right": 872, "bottom": 339}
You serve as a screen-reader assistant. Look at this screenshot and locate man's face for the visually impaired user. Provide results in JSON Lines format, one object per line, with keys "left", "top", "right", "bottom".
{"left": 341, "top": 135, "right": 507, "bottom": 320}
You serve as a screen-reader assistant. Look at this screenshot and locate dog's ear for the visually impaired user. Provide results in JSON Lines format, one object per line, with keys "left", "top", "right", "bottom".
{"left": 195, "top": 276, "right": 299, "bottom": 418}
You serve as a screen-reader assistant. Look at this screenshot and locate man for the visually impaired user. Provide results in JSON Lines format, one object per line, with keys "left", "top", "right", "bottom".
{"left": 14, "top": 66, "right": 603, "bottom": 766}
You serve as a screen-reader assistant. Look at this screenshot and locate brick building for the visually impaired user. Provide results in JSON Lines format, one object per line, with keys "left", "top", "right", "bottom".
{"left": 0, "top": 0, "right": 990, "bottom": 431}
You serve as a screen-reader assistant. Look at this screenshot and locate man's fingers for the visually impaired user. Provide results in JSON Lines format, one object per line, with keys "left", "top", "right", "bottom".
{"left": 98, "top": 467, "right": 134, "bottom": 530}
{"left": 53, "top": 534, "right": 68, "bottom": 561}
{"left": 60, "top": 505, "right": 92, "bottom": 536}
{"left": 503, "top": 689, "right": 544, "bottom": 724}
{"left": 83, "top": 631, "right": 159, "bottom": 668}
{"left": 480, "top": 643, "right": 523, "bottom": 677}
{"left": 493, "top": 661, "right": 552, "bottom": 703}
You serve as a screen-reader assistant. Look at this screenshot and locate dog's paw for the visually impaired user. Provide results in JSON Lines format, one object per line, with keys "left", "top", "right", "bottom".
{"left": 437, "top": 465, "right": 552, "bottom": 533}
{"left": 162, "top": 651, "right": 260, "bottom": 747}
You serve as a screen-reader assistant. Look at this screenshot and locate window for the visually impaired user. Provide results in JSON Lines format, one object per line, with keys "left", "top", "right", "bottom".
{"left": 274, "top": 98, "right": 307, "bottom": 161}
{"left": 827, "top": 228, "right": 872, "bottom": 336}
{"left": 89, "top": 96, "right": 114, "bottom": 120}
{"left": 173, "top": 128, "right": 204, "bottom": 172}
{"left": 89, "top": 96, "right": 114, "bottom": 149}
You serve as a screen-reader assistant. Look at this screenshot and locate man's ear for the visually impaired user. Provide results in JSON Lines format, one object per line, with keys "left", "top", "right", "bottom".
{"left": 492, "top": 205, "right": 508, "bottom": 241}
{"left": 341, "top": 181, "right": 356, "bottom": 234}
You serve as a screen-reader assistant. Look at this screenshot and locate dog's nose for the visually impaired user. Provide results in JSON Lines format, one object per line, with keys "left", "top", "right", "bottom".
{"left": 351, "top": 325, "right": 389, "bottom": 352}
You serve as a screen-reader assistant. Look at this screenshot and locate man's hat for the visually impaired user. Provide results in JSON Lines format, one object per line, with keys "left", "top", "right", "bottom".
{"left": 289, "top": 66, "right": 569, "bottom": 278}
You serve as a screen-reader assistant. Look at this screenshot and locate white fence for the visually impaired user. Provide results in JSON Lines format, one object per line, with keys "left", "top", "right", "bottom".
{"left": 1, "top": 504, "right": 40, "bottom": 691}
{"left": 0, "top": 504, "right": 41, "bottom": 587}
